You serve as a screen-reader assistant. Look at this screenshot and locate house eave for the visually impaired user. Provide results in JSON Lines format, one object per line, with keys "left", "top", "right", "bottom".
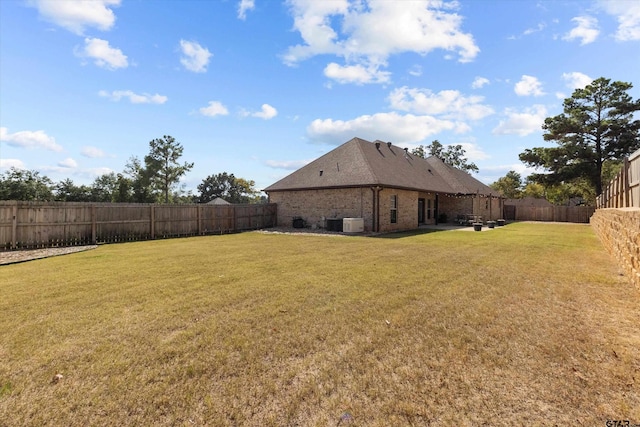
{"left": 264, "top": 184, "right": 500, "bottom": 197}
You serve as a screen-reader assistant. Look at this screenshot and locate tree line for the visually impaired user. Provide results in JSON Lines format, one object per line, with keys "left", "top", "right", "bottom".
{"left": 401, "top": 78, "right": 639, "bottom": 206}
{"left": 0, "top": 135, "right": 264, "bottom": 204}
{"left": 3, "top": 78, "right": 638, "bottom": 206}
{"left": 491, "top": 77, "right": 639, "bottom": 205}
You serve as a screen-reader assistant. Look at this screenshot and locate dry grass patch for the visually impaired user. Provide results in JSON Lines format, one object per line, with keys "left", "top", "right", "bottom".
{"left": 0, "top": 222, "right": 638, "bottom": 426}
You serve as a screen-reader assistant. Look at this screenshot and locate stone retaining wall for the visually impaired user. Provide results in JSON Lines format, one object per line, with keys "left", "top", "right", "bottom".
{"left": 590, "top": 208, "right": 640, "bottom": 290}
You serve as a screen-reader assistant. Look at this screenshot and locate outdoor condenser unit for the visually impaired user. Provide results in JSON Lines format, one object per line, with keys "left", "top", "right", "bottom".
{"left": 343, "top": 218, "right": 364, "bottom": 233}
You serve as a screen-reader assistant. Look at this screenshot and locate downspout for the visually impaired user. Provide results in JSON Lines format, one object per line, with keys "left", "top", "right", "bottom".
{"left": 371, "top": 186, "right": 382, "bottom": 232}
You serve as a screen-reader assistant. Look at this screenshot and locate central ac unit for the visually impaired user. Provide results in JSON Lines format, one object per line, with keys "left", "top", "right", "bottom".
{"left": 343, "top": 218, "right": 364, "bottom": 233}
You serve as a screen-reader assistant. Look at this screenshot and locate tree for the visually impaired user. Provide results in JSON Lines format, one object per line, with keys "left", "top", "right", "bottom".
{"left": 411, "top": 145, "right": 427, "bottom": 159}
{"left": 519, "top": 77, "right": 640, "bottom": 195}
{"left": 543, "top": 179, "right": 595, "bottom": 205}
{"left": 124, "top": 156, "right": 157, "bottom": 203}
{"left": 411, "top": 140, "right": 479, "bottom": 173}
{"left": 0, "top": 168, "right": 54, "bottom": 201}
{"left": 144, "top": 135, "right": 194, "bottom": 203}
{"left": 490, "top": 171, "right": 522, "bottom": 198}
{"left": 55, "top": 178, "right": 92, "bottom": 202}
{"left": 90, "top": 173, "right": 119, "bottom": 202}
{"left": 520, "top": 177, "right": 545, "bottom": 199}
{"left": 113, "top": 173, "right": 134, "bottom": 203}
{"left": 521, "top": 181, "right": 545, "bottom": 199}
{"left": 196, "top": 172, "right": 259, "bottom": 204}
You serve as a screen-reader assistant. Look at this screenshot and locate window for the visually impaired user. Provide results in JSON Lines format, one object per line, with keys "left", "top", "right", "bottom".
{"left": 427, "top": 199, "right": 432, "bottom": 220}
{"left": 390, "top": 195, "right": 398, "bottom": 223}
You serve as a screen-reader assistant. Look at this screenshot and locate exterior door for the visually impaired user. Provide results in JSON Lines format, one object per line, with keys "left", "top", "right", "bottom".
{"left": 418, "top": 198, "right": 425, "bottom": 224}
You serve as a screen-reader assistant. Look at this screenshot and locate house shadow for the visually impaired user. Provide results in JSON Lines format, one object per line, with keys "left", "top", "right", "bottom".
{"left": 370, "top": 224, "right": 468, "bottom": 239}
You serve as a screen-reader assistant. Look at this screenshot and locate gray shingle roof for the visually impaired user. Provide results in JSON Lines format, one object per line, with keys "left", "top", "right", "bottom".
{"left": 264, "top": 137, "right": 495, "bottom": 196}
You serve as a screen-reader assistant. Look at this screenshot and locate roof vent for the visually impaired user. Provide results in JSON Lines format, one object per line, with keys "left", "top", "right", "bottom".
{"left": 387, "top": 142, "right": 392, "bottom": 148}
{"left": 375, "top": 141, "right": 380, "bottom": 149}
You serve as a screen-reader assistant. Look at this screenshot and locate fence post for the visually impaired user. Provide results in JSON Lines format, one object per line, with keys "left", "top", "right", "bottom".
{"left": 150, "top": 205, "right": 155, "bottom": 239}
{"left": 232, "top": 205, "right": 236, "bottom": 232}
{"left": 91, "top": 205, "right": 97, "bottom": 244}
{"left": 197, "top": 205, "right": 202, "bottom": 235}
{"left": 623, "top": 157, "right": 630, "bottom": 208}
{"left": 11, "top": 202, "right": 18, "bottom": 250}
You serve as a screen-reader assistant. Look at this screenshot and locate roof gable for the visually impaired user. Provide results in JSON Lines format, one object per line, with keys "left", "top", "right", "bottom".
{"left": 264, "top": 137, "right": 495, "bottom": 196}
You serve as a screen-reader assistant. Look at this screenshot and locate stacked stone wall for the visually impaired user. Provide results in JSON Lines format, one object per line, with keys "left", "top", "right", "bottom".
{"left": 590, "top": 208, "right": 640, "bottom": 290}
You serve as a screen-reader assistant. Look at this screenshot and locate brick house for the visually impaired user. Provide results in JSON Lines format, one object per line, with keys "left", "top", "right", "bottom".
{"left": 264, "top": 137, "right": 502, "bottom": 233}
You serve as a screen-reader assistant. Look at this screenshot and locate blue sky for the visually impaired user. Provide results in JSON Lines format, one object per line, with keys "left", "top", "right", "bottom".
{"left": 1, "top": 0, "right": 639, "bottom": 194}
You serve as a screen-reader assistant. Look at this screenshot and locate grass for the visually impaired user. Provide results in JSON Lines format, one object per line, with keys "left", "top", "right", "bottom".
{"left": 0, "top": 222, "right": 638, "bottom": 426}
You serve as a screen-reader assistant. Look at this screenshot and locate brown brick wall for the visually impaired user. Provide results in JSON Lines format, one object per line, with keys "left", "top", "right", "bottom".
{"left": 378, "top": 188, "right": 418, "bottom": 232}
{"left": 268, "top": 188, "right": 374, "bottom": 230}
{"left": 268, "top": 188, "right": 503, "bottom": 232}
{"left": 590, "top": 208, "right": 640, "bottom": 290}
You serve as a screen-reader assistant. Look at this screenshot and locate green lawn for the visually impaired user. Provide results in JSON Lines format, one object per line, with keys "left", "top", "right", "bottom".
{"left": 1, "top": 223, "right": 638, "bottom": 426}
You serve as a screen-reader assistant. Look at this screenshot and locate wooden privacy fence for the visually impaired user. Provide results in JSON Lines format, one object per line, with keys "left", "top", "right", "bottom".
{"left": 597, "top": 148, "right": 640, "bottom": 208}
{"left": 503, "top": 205, "right": 595, "bottom": 223}
{"left": 0, "top": 201, "right": 277, "bottom": 251}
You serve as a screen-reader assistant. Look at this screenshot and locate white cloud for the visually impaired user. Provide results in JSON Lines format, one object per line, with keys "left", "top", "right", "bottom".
{"left": 76, "top": 37, "right": 128, "bottom": 69}
{"left": 307, "top": 112, "right": 460, "bottom": 145}
{"left": 556, "top": 72, "right": 593, "bottom": 99}
{"left": 324, "top": 62, "right": 391, "bottom": 85}
{"left": 480, "top": 163, "right": 540, "bottom": 184}
{"left": 249, "top": 104, "right": 278, "bottom": 120}
{"left": 99, "top": 90, "right": 167, "bottom": 104}
{"left": 455, "top": 142, "right": 490, "bottom": 161}
{"left": 471, "top": 76, "right": 490, "bottom": 89}
{"left": 563, "top": 16, "right": 599, "bottom": 45}
{"left": 283, "top": 0, "right": 479, "bottom": 84}
{"left": 42, "top": 165, "right": 114, "bottom": 179}
{"left": 179, "top": 40, "right": 212, "bottom": 73}
{"left": 514, "top": 75, "right": 545, "bottom": 97}
{"left": 199, "top": 101, "right": 229, "bottom": 117}
{"left": 492, "top": 105, "right": 548, "bottom": 136}
{"left": 0, "top": 158, "right": 25, "bottom": 170}
{"left": 598, "top": 0, "right": 640, "bottom": 41}
{"left": 238, "top": 0, "right": 255, "bottom": 20}
{"left": 85, "top": 167, "right": 114, "bottom": 177}
{"left": 81, "top": 146, "right": 107, "bottom": 158}
{"left": 561, "top": 72, "right": 592, "bottom": 90}
{"left": 0, "top": 127, "right": 63, "bottom": 151}
{"left": 265, "top": 159, "right": 311, "bottom": 170}
{"left": 58, "top": 158, "right": 78, "bottom": 168}
{"left": 388, "top": 87, "right": 494, "bottom": 121}
{"left": 523, "top": 22, "right": 546, "bottom": 36}
{"left": 30, "top": 0, "right": 120, "bottom": 35}
{"left": 408, "top": 65, "right": 422, "bottom": 77}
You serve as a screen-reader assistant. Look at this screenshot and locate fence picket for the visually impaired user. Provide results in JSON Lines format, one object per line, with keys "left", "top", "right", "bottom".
{"left": 0, "top": 202, "right": 277, "bottom": 251}
{"left": 598, "top": 149, "right": 640, "bottom": 208}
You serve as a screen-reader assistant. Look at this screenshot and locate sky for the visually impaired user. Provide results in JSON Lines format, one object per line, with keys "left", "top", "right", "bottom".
{"left": 1, "top": 0, "right": 639, "bottom": 195}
